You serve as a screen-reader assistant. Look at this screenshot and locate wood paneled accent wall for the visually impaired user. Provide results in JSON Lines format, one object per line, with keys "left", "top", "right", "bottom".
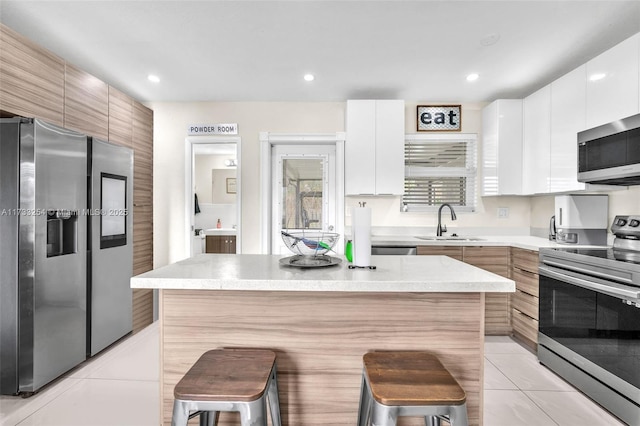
{"left": 64, "top": 63, "right": 109, "bottom": 140}
{"left": 0, "top": 25, "right": 65, "bottom": 126}
{"left": 108, "top": 86, "right": 133, "bottom": 148}
{"left": 0, "top": 23, "right": 154, "bottom": 333}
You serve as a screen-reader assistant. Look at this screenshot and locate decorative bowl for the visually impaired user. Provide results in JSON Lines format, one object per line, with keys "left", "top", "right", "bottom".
{"left": 281, "top": 231, "right": 340, "bottom": 256}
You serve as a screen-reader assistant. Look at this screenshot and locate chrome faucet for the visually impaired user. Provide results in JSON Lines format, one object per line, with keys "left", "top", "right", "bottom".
{"left": 437, "top": 203, "right": 457, "bottom": 236}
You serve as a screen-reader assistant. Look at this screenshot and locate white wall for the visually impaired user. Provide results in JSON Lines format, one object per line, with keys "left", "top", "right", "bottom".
{"left": 150, "top": 100, "right": 539, "bottom": 268}
{"left": 150, "top": 102, "right": 344, "bottom": 267}
{"left": 194, "top": 155, "right": 236, "bottom": 204}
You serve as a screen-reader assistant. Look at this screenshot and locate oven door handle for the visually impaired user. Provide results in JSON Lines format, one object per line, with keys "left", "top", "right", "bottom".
{"left": 539, "top": 265, "right": 640, "bottom": 300}
{"left": 542, "top": 259, "right": 634, "bottom": 285}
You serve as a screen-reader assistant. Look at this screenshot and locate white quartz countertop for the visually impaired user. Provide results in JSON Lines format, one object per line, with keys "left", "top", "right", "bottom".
{"left": 131, "top": 254, "right": 514, "bottom": 293}
{"left": 371, "top": 235, "right": 607, "bottom": 251}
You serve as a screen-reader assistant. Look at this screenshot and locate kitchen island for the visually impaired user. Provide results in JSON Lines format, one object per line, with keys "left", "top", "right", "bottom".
{"left": 132, "top": 254, "right": 514, "bottom": 426}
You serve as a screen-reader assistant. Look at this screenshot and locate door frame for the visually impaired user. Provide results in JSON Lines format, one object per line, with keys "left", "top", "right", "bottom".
{"left": 184, "top": 136, "right": 242, "bottom": 256}
{"left": 259, "top": 132, "right": 345, "bottom": 254}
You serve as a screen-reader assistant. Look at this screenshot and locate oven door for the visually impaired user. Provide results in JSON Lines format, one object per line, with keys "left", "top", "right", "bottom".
{"left": 539, "top": 265, "right": 640, "bottom": 403}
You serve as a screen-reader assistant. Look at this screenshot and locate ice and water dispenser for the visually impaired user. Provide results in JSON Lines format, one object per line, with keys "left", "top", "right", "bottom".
{"left": 46, "top": 209, "right": 78, "bottom": 257}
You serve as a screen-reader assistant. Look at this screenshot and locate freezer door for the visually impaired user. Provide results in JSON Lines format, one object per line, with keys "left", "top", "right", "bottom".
{"left": 0, "top": 119, "right": 21, "bottom": 394}
{"left": 20, "top": 119, "right": 88, "bottom": 393}
{"left": 89, "top": 138, "right": 133, "bottom": 356}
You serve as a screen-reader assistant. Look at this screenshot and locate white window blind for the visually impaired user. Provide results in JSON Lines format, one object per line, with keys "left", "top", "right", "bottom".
{"left": 402, "top": 133, "right": 477, "bottom": 212}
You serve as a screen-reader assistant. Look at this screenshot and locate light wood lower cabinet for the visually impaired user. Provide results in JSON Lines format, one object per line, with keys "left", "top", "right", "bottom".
{"left": 416, "top": 245, "right": 463, "bottom": 260}
{"left": 463, "top": 247, "right": 511, "bottom": 335}
{"left": 206, "top": 235, "right": 237, "bottom": 253}
{"left": 418, "top": 245, "right": 511, "bottom": 335}
{"left": 511, "top": 247, "right": 539, "bottom": 350}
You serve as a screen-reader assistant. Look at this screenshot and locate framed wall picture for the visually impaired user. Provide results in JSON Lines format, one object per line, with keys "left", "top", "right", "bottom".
{"left": 417, "top": 105, "right": 461, "bottom": 132}
{"left": 226, "top": 178, "right": 237, "bottom": 194}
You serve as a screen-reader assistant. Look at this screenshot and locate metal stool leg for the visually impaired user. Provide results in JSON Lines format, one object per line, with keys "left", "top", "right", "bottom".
{"left": 424, "top": 415, "right": 441, "bottom": 426}
{"left": 199, "top": 411, "right": 216, "bottom": 426}
{"left": 357, "top": 373, "right": 373, "bottom": 426}
{"left": 371, "top": 401, "right": 397, "bottom": 426}
{"left": 267, "top": 365, "right": 282, "bottom": 426}
{"left": 171, "top": 399, "right": 190, "bottom": 426}
{"left": 239, "top": 398, "right": 268, "bottom": 426}
{"left": 449, "top": 403, "right": 469, "bottom": 426}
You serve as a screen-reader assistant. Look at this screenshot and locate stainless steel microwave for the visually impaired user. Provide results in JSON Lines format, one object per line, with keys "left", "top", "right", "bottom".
{"left": 578, "top": 112, "right": 640, "bottom": 185}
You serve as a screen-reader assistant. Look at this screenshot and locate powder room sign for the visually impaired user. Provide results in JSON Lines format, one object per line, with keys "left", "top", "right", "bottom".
{"left": 417, "top": 105, "right": 461, "bottom": 132}
{"left": 187, "top": 123, "right": 238, "bottom": 135}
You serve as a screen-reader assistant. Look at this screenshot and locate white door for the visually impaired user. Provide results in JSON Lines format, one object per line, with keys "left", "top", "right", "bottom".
{"left": 271, "top": 144, "right": 337, "bottom": 255}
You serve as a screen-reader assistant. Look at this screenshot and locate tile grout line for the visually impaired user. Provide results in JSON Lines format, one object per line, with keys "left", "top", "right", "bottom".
{"left": 484, "top": 354, "right": 521, "bottom": 390}
{"left": 10, "top": 378, "right": 85, "bottom": 426}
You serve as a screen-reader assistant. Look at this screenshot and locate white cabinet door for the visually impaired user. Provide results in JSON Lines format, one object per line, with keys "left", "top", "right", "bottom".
{"left": 375, "top": 100, "right": 405, "bottom": 195}
{"left": 345, "top": 100, "right": 376, "bottom": 195}
{"left": 345, "top": 100, "right": 404, "bottom": 195}
{"left": 550, "top": 65, "right": 586, "bottom": 192}
{"left": 481, "top": 99, "right": 523, "bottom": 196}
{"left": 586, "top": 33, "right": 640, "bottom": 129}
{"left": 523, "top": 86, "right": 551, "bottom": 194}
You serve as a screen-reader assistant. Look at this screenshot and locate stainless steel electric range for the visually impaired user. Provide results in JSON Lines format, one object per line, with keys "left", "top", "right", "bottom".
{"left": 539, "top": 215, "right": 640, "bottom": 425}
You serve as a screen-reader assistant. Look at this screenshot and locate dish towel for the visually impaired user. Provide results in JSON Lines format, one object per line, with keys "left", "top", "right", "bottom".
{"left": 194, "top": 193, "right": 201, "bottom": 214}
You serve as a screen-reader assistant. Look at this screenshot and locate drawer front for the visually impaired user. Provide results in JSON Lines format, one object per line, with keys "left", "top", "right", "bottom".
{"left": 512, "top": 247, "right": 539, "bottom": 272}
{"left": 513, "top": 267, "right": 539, "bottom": 297}
{"left": 512, "top": 308, "right": 538, "bottom": 344}
{"left": 511, "top": 289, "right": 538, "bottom": 320}
{"left": 463, "top": 246, "right": 510, "bottom": 266}
{"left": 464, "top": 247, "right": 510, "bottom": 278}
{"left": 417, "top": 246, "right": 463, "bottom": 261}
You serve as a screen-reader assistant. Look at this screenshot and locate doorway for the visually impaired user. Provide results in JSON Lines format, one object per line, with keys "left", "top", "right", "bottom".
{"left": 185, "top": 137, "right": 241, "bottom": 256}
{"left": 259, "top": 132, "right": 345, "bottom": 255}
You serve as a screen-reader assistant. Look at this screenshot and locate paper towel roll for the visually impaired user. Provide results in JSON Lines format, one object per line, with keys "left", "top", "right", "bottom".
{"left": 352, "top": 206, "right": 371, "bottom": 267}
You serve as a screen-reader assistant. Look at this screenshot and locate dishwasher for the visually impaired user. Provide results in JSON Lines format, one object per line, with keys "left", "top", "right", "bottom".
{"left": 371, "top": 246, "right": 417, "bottom": 255}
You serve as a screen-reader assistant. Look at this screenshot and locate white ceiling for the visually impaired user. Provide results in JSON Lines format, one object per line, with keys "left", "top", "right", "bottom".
{"left": 1, "top": 1, "right": 639, "bottom": 103}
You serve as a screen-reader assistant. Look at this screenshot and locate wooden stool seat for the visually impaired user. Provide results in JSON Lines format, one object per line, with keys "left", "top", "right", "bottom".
{"left": 175, "top": 349, "right": 276, "bottom": 402}
{"left": 172, "top": 348, "right": 281, "bottom": 426}
{"left": 358, "top": 351, "right": 469, "bottom": 426}
{"left": 363, "top": 351, "right": 466, "bottom": 406}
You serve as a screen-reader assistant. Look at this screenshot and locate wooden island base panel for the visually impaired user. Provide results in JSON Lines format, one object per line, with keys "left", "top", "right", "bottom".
{"left": 160, "top": 290, "right": 484, "bottom": 426}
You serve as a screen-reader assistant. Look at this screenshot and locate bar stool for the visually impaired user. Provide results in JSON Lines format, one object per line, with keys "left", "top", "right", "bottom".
{"left": 357, "top": 351, "right": 469, "bottom": 426}
{"left": 171, "top": 348, "right": 282, "bottom": 426}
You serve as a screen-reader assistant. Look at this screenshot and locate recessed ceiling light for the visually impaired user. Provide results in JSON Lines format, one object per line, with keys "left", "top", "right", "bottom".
{"left": 304, "top": 74, "right": 315, "bottom": 82}
{"left": 148, "top": 74, "right": 160, "bottom": 83}
{"left": 466, "top": 73, "right": 479, "bottom": 82}
{"left": 480, "top": 33, "right": 500, "bottom": 47}
{"left": 589, "top": 73, "right": 606, "bottom": 81}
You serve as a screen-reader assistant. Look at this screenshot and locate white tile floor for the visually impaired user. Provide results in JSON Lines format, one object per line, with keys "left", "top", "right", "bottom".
{"left": 0, "top": 325, "right": 627, "bottom": 426}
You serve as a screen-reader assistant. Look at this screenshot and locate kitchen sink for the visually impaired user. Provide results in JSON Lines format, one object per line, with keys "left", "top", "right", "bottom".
{"left": 415, "top": 236, "right": 486, "bottom": 241}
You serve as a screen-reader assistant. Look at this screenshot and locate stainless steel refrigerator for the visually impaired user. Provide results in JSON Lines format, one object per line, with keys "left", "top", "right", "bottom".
{"left": 88, "top": 137, "right": 133, "bottom": 356}
{"left": 0, "top": 118, "right": 133, "bottom": 395}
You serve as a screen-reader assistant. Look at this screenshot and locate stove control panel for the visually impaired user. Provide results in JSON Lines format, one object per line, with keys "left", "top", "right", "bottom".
{"left": 611, "top": 215, "right": 640, "bottom": 238}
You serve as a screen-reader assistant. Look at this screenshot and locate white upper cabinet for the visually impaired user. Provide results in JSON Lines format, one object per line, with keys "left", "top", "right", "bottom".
{"left": 549, "top": 65, "right": 587, "bottom": 192}
{"left": 481, "top": 99, "right": 523, "bottom": 196}
{"left": 345, "top": 100, "right": 405, "bottom": 195}
{"left": 586, "top": 33, "right": 640, "bottom": 129}
{"left": 522, "top": 85, "right": 551, "bottom": 194}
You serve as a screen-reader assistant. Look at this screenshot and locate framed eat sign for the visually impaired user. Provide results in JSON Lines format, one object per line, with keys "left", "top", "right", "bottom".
{"left": 417, "top": 105, "right": 461, "bottom": 132}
